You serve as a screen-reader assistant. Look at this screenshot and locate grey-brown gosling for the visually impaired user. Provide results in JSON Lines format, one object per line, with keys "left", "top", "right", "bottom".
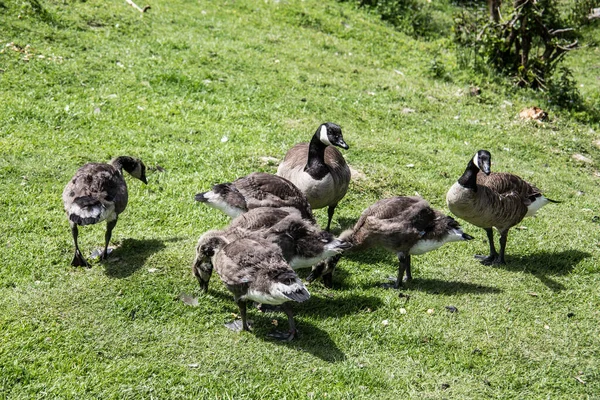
{"left": 192, "top": 207, "right": 350, "bottom": 292}
{"left": 277, "top": 122, "right": 350, "bottom": 231}
{"left": 203, "top": 235, "right": 310, "bottom": 341}
{"left": 62, "top": 156, "right": 147, "bottom": 266}
{"left": 446, "top": 149, "right": 558, "bottom": 265}
{"left": 194, "top": 172, "right": 314, "bottom": 223}
{"left": 307, "top": 196, "right": 473, "bottom": 288}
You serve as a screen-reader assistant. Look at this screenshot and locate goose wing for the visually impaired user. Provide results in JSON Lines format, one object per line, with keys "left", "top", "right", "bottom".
{"left": 353, "top": 197, "right": 434, "bottom": 249}
{"left": 234, "top": 173, "right": 314, "bottom": 220}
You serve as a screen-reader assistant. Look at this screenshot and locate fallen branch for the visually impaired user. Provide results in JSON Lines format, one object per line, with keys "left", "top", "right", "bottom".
{"left": 125, "top": 0, "right": 150, "bottom": 13}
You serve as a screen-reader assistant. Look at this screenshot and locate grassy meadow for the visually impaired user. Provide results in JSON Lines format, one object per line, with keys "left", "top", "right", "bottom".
{"left": 1, "top": 0, "right": 599, "bottom": 398}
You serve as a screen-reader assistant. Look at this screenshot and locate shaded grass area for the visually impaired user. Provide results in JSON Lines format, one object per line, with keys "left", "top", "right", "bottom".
{"left": 1, "top": 0, "right": 599, "bottom": 398}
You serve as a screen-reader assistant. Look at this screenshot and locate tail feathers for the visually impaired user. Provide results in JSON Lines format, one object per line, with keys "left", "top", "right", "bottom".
{"left": 546, "top": 198, "right": 560, "bottom": 204}
{"left": 68, "top": 196, "right": 105, "bottom": 226}
{"left": 283, "top": 286, "right": 310, "bottom": 303}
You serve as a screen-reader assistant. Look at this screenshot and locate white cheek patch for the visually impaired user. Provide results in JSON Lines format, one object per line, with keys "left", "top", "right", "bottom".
{"left": 319, "top": 125, "right": 332, "bottom": 146}
{"left": 473, "top": 153, "right": 480, "bottom": 170}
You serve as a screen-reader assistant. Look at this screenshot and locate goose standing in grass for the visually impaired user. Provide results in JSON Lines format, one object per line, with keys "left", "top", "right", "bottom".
{"left": 446, "top": 149, "right": 558, "bottom": 265}
{"left": 195, "top": 172, "right": 314, "bottom": 222}
{"left": 277, "top": 122, "right": 351, "bottom": 231}
{"left": 62, "top": 156, "right": 147, "bottom": 266}
{"left": 202, "top": 235, "right": 310, "bottom": 341}
{"left": 307, "top": 196, "right": 473, "bottom": 288}
{"left": 192, "top": 207, "right": 350, "bottom": 292}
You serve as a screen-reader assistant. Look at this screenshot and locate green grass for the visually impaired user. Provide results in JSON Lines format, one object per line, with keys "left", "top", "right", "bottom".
{"left": 1, "top": 0, "right": 599, "bottom": 398}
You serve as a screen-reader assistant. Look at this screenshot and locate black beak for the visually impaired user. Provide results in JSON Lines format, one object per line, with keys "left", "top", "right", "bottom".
{"left": 335, "top": 138, "right": 349, "bottom": 150}
{"left": 481, "top": 160, "right": 491, "bottom": 176}
{"left": 141, "top": 176, "right": 148, "bottom": 184}
{"left": 462, "top": 233, "right": 474, "bottom": 241}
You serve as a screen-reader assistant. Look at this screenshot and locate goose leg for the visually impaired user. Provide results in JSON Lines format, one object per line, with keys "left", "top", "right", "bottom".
{"left": 497, "top": 229, "right": 509, "bottom": 265}
{"left": 267, "top": 303, "right": 298, "bottom": 341}
{"left": 326, "top": 204, "right": 337, "bottom": 232}
{"left": 383, "top": 252, "right": 410, "bottom": 289}
{"left": 475, "top": 228, "right": 499, "bottom": 265}
{"left": 70, "top": 224, "right": 89, "bottom": 267}
{"left": 402, "top": 254, "right": 412, "bottom": 283}
{"left": 100, "top": 219, "right": 117, "bottom": 260}
{"left": 225, "top": 298, "right": 251, "bottom": 332}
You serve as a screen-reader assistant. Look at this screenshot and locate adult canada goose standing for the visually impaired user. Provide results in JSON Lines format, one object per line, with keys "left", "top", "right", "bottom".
{"left": 277, "top": 122, "right": 351, "bottom": 231}
{"left": 202, "top": 235, "right": 310, "bottom": 341}
{"left": 307, "top": 196, "right": 473, "bottom": 288}
{"left": 195, "top": 172, "right": 314, "bottom": 222}
{"left": 192, "top": 207, "right": 350, "bottom": 292}
{"left": 62, "top": 156, "right": 147, "bottom": 266}
{"left": 446, "top": 149, "right": 558, "bottom": 265}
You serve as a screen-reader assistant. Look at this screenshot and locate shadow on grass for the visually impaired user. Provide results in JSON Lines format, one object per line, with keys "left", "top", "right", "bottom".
{"left": 274, "top": 322, "right": 346, "bottom": 362}
{"left": 298, "top": 293, "right": 383, "bottom": 317}
{"left": 501, "top": 249, "right": 591, "bottom": 292}
{"left": 407, "top": 278, "right": 502, "bottom": 295}
{"left": 103, "top": 237, "right": 183, "bottom": 278}
{"left": 210, "top": 295, "right": 347, "bottom": 362}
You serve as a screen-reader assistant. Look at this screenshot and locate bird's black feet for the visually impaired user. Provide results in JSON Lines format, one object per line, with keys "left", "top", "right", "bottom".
{"left": 474, "top": 254, "right": 505, "bottom": 265}
{"left": 91, "top": 248, "right": 113, "bottom": 260}
{"left": 267, "top": 329, "right": 297, "bottom": 341}
{"left": 224, "top": 319, "right": 252, "bottom": 332}
{"left": 71, "top": 251, "right": 90, "bottom": 267}
{"left": 381, "top": 276, "right": 402, "bottom": 289}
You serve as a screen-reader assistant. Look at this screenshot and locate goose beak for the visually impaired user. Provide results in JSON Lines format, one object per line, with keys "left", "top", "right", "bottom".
{"left": 462, "top": 233, "right": 474, "bottom": 241}
{"left": 329, "top": 239, "right": 352, "bottom": 252}
{"left": 481, "top": 161, "right": 491, "bottom": 176}
{"left": 334, "top": 138, "right": 349, "bottom": 150}
{"left": 141, "top": 176, "right": 148, "bottom": 184}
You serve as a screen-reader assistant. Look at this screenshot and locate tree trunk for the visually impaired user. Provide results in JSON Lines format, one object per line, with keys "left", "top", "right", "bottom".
{"left": 488, "top": 0, "right": 502, "bottom": 22}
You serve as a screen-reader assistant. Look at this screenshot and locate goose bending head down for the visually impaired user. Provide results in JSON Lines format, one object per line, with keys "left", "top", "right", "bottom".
{"left": 446, "top": 150, "right": 558, "bottom": 265}
{"left": 194, "top": 172, "right": 314, "bottom": 223}
{"left": 277, "top": 122, "right": 351, "bottom": 231}
{"left": 208, "top": 235, "right": 310, "bottom": 341}
{"left": 191, "top": 207, "right": 351, "bottom": 292}
{"left": 307, "top": 196, "right": 473, "bottom": 288}
{"left": 62, "top": 156, "right": 147, "bottom": 267}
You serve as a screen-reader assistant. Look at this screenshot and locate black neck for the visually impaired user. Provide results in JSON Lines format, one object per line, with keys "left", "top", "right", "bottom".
{"left": 304, "top": 132, "right": 329, "bottom": 180}
{"left": 457, "top": 159, "right": 479, "bottom": 190}
{"left": 111, "top": 156, "right": 135, "bottom": 174}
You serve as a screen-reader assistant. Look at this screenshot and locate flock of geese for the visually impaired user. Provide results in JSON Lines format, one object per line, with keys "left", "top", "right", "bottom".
{"left": 62, "top": 123, "right": 557, "bottom": 341}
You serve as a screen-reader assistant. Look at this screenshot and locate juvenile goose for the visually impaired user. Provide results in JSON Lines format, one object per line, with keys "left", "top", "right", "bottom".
{"left": 277, "top": 122, "right": 351, "bottom": 231}
{"left": 307, "top": 196, "right": 473, "bottom": 288}
{"left": 195, "top": 172, "right": 314, "bottom": 222}
{"left": 446, "top": 149, "right": 558, "bottom": 265}
{"left": 192, "top": 207, "right": 350, "bottom": 292}
{"left": 62, "top": 156, "right": 147, "bottom": 266}
{"left": 204, "top": 235, "right": 310, "bottom": 341}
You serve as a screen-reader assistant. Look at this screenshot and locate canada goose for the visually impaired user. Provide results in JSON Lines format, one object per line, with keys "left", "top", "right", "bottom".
{"left": 446, "top": 149, "right": 558, "bottom": 265}
{"left": 192, "top": 207, "right": 350, "bottom": 292}
{"left": 62, "top": 156, "right": 147, "bottom": 267}
{"left": 307, "top": 196, "right": 473, "bottom": 288}
{"left": 195, "top": 172, "right": 314, "bottom": 222}
{"left": 203, "top": 235, "right": 310, "bottom": 341}
{"left": 277, "top": 122, "right": 351, "bottom": 231}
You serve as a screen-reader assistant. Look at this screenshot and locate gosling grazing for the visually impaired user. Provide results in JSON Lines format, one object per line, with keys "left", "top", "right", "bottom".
{"left": 195, "top": 172, "right": 314, "bottom": 222}
{"left": 446, "top": 149, "right": 558, "bottom": 265}
{"left": 192, "top": 207, "right": 350, "bottom": 292}
{"left": 204, "top": 235, "right": 310, "bottom": 341}
{"left": 277, "top": 122, "right": 351, "bottom": 231}
{"left": 62, "top": 156, "right": 147, "bottom": 266}
{"left": 308, "top": 196, "right": 473, "bottom": 288}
